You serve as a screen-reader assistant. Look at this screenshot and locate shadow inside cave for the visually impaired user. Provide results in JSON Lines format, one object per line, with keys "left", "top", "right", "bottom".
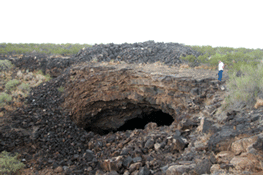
{"left": 117, "top": 110, "right": 174, "bottom": 132}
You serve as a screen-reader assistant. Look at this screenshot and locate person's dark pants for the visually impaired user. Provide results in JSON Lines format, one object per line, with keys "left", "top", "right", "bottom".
{"left": 218, "top": 70, "right": 223, "bottom": 81}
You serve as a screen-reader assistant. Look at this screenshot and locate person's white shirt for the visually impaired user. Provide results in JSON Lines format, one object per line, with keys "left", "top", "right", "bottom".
{"left": 218, "top": 62, "right": 224, "bottom": 71}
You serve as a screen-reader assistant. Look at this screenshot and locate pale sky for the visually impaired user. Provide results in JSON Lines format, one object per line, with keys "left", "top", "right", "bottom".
{"left": 1, "top": 0, "right": 263, "bottom": 49}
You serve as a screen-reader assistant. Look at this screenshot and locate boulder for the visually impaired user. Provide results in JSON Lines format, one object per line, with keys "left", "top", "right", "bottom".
{"left": 84, "top": 149, "right": 95, "bottom": 162}
{"left": 216, "top": 151, "right": 235, "bottom": 164}
{"left": 144, "top": 139, "right": 154, "bottom": 150}
{"left": 197, "top": 117, "right": 215, "bottom": 134}
{"left": 230, "top": 154, "right": 262, "bottom": 172}
{"left": 129, "top": 162, "right": 142, "bottom": 173}
{"left": 231, "top": 135, "right": 258, "bottom": 155}
{"left": 54, "top": 166, "right": 63, "bottom": 173}
{"left": 165, "top": 164, "right": 196, "bottom": 175}
{"left": 99, "top": 156, "right": 123, "bottom": 172}
{"left": 123, "top": 156, "right": 133, "bottom": 168}
{"left": 172, "top": 136, "right": 186, "bottom": 151}
{"left": 138, "top": 166, "right": 150, "bottom": 175}
{"left": 194, "top": 159, "right": 212, "bottom": 174}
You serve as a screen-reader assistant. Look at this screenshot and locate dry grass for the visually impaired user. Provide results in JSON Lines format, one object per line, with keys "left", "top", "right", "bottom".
{"left": 194, "top": 64, "right": 216, "bottom": 70}
{"left": 254, "top": 98, "right": 263, "bottom": 109}
{"left": 0, "top": 69, "right": 52, "bottom": 111}
{"left": 179, "top": 64, "right": 189, "bottom": 69}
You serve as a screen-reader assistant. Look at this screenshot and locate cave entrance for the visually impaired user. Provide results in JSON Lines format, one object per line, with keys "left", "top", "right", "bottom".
{"left": 117, "top": 110, "right": 174, "bottom": 132}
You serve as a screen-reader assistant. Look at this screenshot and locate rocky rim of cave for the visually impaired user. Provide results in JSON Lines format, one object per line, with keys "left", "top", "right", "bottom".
{"left": 1, "top": 42, "right": 263, "bottom": 175}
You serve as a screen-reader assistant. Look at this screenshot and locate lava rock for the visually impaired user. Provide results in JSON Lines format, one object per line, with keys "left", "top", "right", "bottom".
{"left": 84, "top": 149, "right": 95, "bottom": 162}
{"left": 123, "top": 156, "right": 133, "bottom": 168}
{"left": 194, "top": 159, "right": 212, "bottom": 174}
{"left": 138, "top": 166, "right": 150, "bottom": 175}
{"left": 144, "top": 139, "right": 154, "bottom": 149}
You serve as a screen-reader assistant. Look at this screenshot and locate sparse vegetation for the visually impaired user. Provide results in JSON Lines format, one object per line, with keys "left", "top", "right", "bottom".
{"left": 17, "top": 83, "right": 30, "bottom": 92}
{"left": 186, "top": 45, "right": 263, "bottom": 72}
{"left": 58, "top": 86, "right": 64, "bottom": 92}
{"left": 0, "top": 92, "right": 12, "bottom": 105}
{"left": 181, "top": 55, "right": 196, "bottom": 62}
{"left": 36, "top": 70, "right": 52, "bottom": 81}
{"left": 0, "top": 43, "right": 92, "bottom": 55}
{"left": 5, "top": 79, "right": 20, "bottom": 91}
{"left": 184, "top": 45, "right": 263, "bottom": 110}
{"left": 223, "top": 63, "right": 263, "bottom": 110}
{"left": 0, "top": 60, "right": 14, "bottom": 72}
{"left": 44, "top": 74, "right": 51, "bottom": 81}
{"left": 0, "top": 151, "right": 25, "bottom": 174}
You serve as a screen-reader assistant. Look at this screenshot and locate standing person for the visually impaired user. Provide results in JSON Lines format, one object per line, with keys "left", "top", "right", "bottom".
{"left": 218, "top": 61, "right": 224, "bottom": 81}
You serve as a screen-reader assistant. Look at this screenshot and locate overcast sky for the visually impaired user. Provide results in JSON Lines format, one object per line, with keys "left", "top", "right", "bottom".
{"left": 1, "top": 0, "right": 262, "bottom": 49}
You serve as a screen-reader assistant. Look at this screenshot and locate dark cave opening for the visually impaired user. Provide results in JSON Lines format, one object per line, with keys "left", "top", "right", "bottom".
{"left": 117, "top": 110, "right": 174, "bottom": 132}
{"left": 83, "top": 105, "right": 175, "bottom": 135}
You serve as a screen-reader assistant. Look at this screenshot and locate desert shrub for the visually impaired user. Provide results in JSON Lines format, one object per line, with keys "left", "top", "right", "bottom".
{"left": 181, "top": 55, "right": 196, "bottom": 62}
{"left": 36, "top": 70, "right": 52, "bottom": 81}
{"left": 208, "top": 53, "right": 227, "bottom": 67}
{"left": 57, "top": 86, "right": 64, "bottom": 92}
{"left": 224, "top": 63, "right": 263, "bottom": 110}
{"left": 191, "top": 45, "right": 216, "bottom": 56}
{"left": 0, "top": 60, "right": 14, "bottom": 72}
{"left": 0, "top": 92, "right": 12, "bottom": 104}
{"left": 17, "top": 83, "right": 30, "bottom": 92}
{"left": 197, "top": 53, "right": 209, "bottom": 63}
{"left": 5, "top": 79, "right": 20, "bottom": 91}
{"left": 44, "top": 74, "right": 51, "bottom": 81}
{"left": 189, "top": 45, "right": 263, "bottom": 71}
{"left": 0, "top": 151, "right": 25, "bottom": 174}
{"left": 215, "top": 47, "right": 235, "bottom": 54}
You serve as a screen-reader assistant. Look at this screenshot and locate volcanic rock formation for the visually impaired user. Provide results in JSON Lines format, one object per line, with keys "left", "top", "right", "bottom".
{"left": 63, "top": 63, "right": 218, "bottom": 135}
{"left": 1, "top": 42, "right": 263, "bottom": 174}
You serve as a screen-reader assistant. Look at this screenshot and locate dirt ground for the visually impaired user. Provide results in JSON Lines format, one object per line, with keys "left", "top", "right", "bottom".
{"left": 87, "top": 61, "right": 229, "bottom": 80}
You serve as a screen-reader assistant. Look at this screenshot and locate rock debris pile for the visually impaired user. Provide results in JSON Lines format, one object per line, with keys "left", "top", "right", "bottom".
{"left": 75, "top": 41, "right": 200, "bottom": 65}
{"left": 3, "top": 41, "right": 200, "bottom": 77}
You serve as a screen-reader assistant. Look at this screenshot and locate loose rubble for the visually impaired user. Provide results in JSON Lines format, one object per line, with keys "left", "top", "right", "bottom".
{"left": 1, "top": 41, "right": 200, "bottom": 78}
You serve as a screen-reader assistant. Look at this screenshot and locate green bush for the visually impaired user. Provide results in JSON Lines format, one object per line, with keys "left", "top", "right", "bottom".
{"left": 181, "top": 55, "right": 196, "bottom": 62}
{"left": 208, "top": 53, "right": 227, "bottom": 67}
{"left": 0, "top": 92, "right": 12, "bottom": 104}
{"left": 197, "top": 53, "right": 209, "bottom": 63}
{"left": 0, "top": 60, "right": 14, "bottom": 72}
{"left": 224, "top": 63, "right": 263, "bottom": 109}
{"left": 5, "top": 79, "right": 20, "bottom": 91}
{"left": 0, "top": 151, "right": 25, "bottom": 174}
